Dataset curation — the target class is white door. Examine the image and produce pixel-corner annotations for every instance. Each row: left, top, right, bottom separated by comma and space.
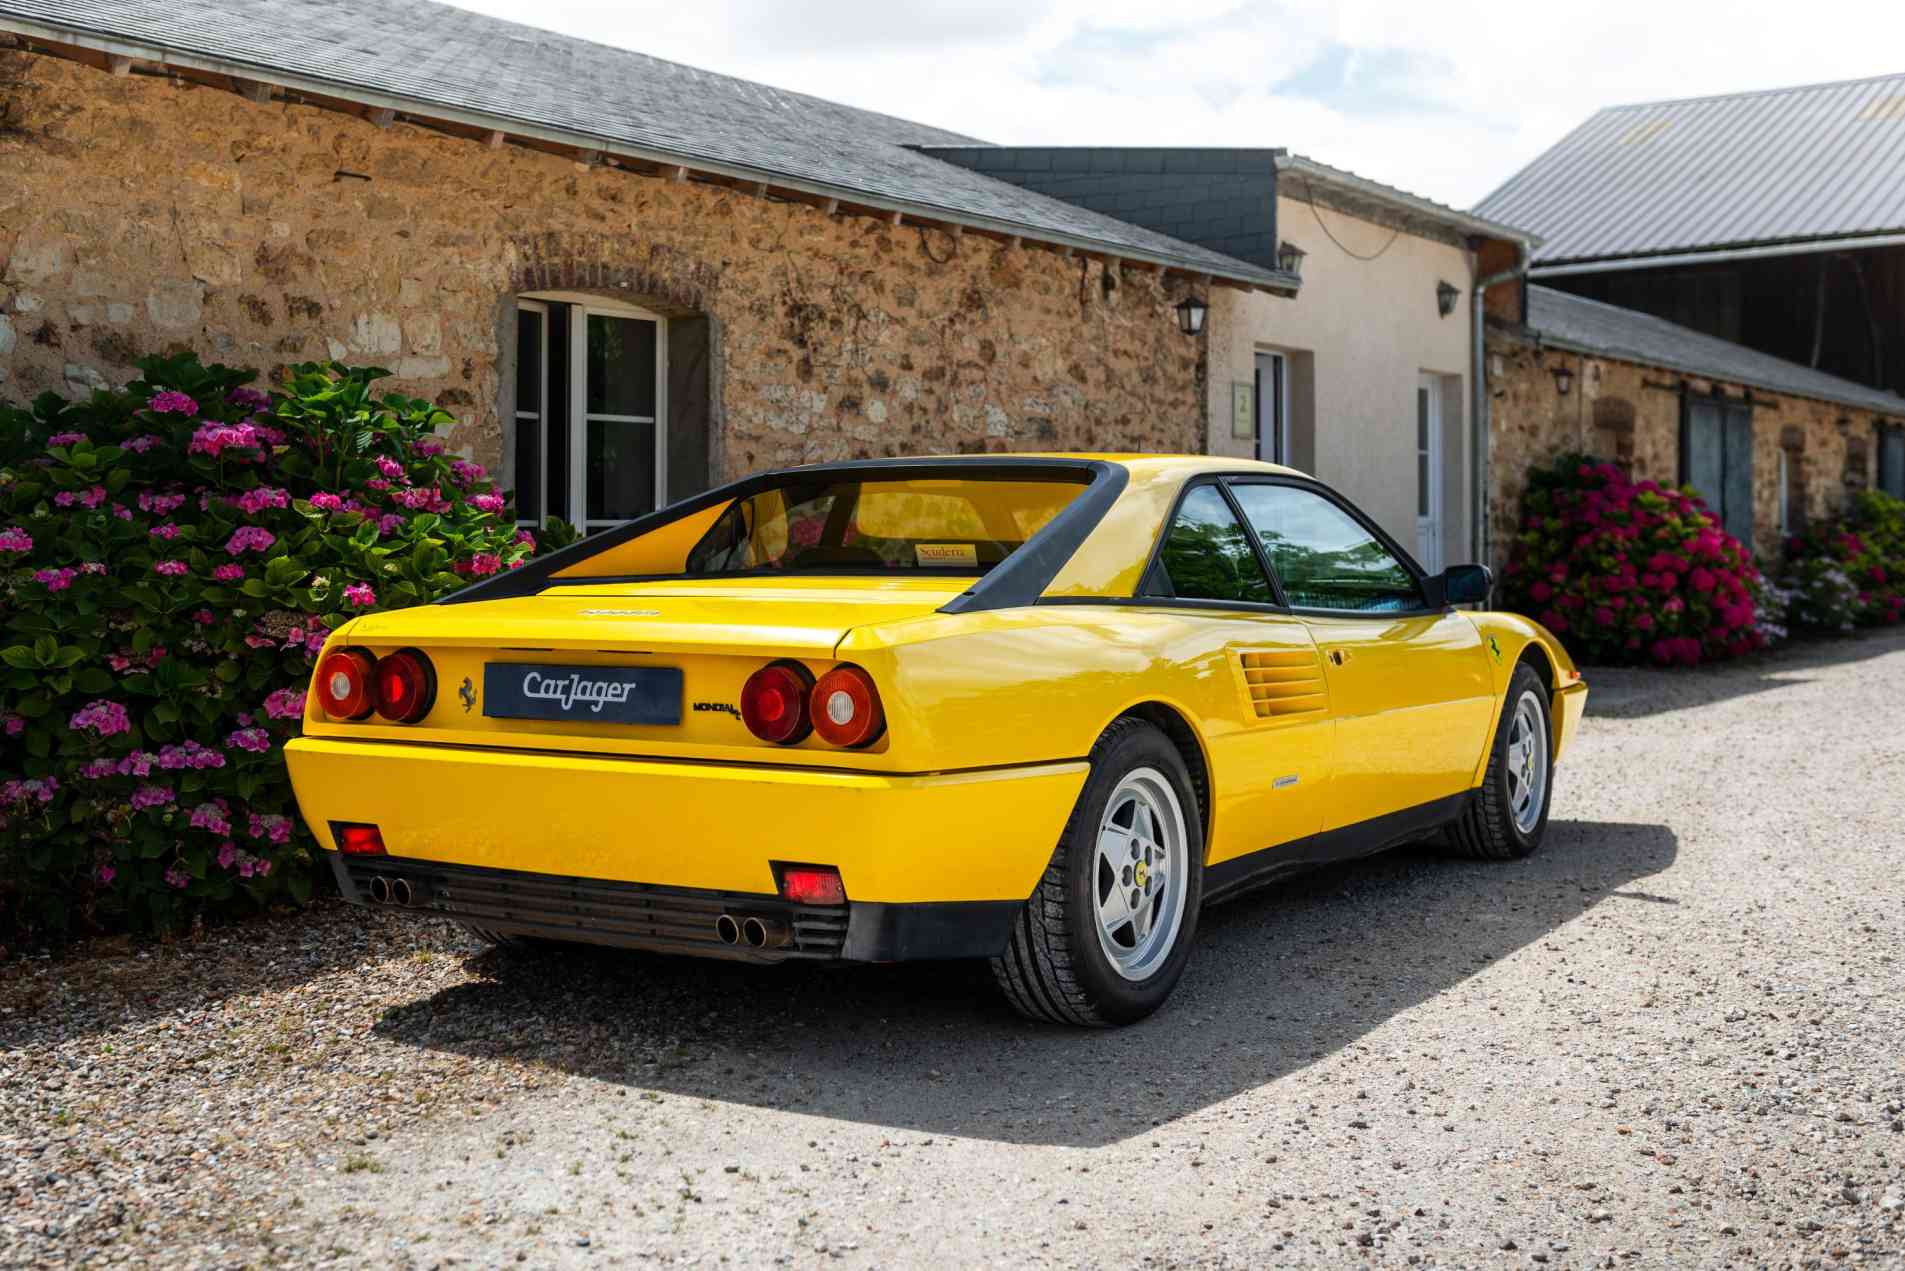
1255, 351, 1290, 465
1415, 375, 1442, 573
573, 305, 668, 535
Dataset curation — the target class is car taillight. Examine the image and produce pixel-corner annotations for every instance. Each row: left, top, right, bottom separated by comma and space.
316, 648, 375, 721
779, 865, 846, 906
371, 649, 436, 724
810, 665, 884, 748
336, 823, 386, 856
740, 662, 814, 744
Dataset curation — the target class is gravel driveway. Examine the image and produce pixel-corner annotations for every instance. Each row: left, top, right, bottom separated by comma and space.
6, 630, 1904, 1268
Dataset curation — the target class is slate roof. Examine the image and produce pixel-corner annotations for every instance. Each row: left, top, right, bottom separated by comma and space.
1477, 73, 1905, 268
0, 0, 1294, 288
1524, 285, 1905, 415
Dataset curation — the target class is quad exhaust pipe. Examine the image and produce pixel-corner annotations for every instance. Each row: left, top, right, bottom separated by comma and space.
365, 875, 414, 907
713, 913, 793, 949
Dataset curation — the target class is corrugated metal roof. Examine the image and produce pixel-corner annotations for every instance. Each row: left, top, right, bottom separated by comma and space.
0, 0, 1295, 288
1524, 286, 1905, 415
1476, 74, 1905, 266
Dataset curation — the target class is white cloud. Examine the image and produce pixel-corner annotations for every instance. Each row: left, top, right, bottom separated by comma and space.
444, 0, 1905, 207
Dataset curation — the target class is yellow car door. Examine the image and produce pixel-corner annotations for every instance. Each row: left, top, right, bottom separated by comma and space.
1226, 480, 1495, 830
1138, 483, 1336, 865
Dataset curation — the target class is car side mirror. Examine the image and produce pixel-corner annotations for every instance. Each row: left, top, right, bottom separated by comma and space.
1435, 563, 1493, 607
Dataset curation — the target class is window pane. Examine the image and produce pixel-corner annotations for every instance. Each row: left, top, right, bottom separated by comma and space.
513, 309, 542, 521
586, 314, 657, 417
516, 309, 542, 414
1155, 486, 1272, 605
587, 419, 656, 522
1231, 484, 1421, 613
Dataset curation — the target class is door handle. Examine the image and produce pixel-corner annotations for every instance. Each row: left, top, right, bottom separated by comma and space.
1327, 649, 1349, 667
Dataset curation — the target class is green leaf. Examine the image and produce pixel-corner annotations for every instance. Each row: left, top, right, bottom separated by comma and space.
0, 646, 40, 670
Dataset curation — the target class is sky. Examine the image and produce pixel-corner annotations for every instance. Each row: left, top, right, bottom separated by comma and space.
447, 0, 1905, 210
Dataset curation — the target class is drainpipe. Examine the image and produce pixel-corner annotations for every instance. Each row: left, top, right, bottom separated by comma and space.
1470, 241, 1530, 569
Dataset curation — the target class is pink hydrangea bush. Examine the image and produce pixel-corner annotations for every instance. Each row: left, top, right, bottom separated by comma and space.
1779, 491, 1905, 632
0, 354, 538, 943
1503, 455, 1769, 667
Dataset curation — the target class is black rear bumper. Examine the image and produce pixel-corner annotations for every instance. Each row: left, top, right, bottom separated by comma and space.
326, 852, 1020, 963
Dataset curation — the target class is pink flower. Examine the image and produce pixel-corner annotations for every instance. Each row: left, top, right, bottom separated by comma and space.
1656, 571, 1678, 592
376, 514, 405, 536
264, 687, 307, 719
365, 477, 391, 493
158, 741, 225, 770
148, 390, 199, 415
153, 559, 189, 577
450, 459, 488, 487
1634, 612, 1655, 630
217, 840, 239, 870
69, 700, 132, 737
163, 864, 190, 889
149, 522, 181, 540
224, 526, 276, 555
1, 777, 59, 806
138, 491, 186, 516
123, 434, 163, 453
456, 552, 502, 578
233, 486, 290, 515
53, 485, 108, 510
513, 528, 537, 550
227, 726, 272, 754
470, 492, 507, 514
130, 784, 175, 811
415, 437, 446, 457
2, 714, 22, 737
309, 492, 345, 511
0, 527, 31, 553
375, 455, 406, 479
227, 387, 272, 411
95, 864, 116, 886
249, 813, 292, 845
1529, 580, 1553, 603
213, 563, 246, 582
1594, 606, 1615, 626
189, 420, 262, 458
189, 800, 232, 835
46, 430, 87, 447
1689, 567, 1716, 593
392, 485, 445, 511
35, 567, 78, 591
342, 582, 376, 608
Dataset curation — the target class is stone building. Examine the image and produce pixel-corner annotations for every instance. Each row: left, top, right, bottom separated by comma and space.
0, 0, 1296, 536
1, 0, 1554, 579
1488, 285, 1905, 563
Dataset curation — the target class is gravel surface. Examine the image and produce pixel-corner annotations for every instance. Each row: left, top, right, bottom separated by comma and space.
5, 629, 1904, 1268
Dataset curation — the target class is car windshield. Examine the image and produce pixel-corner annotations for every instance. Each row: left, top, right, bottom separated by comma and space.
682, 476, 1088, 575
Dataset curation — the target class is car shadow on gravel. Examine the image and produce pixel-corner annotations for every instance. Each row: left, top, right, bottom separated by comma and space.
1583, 627, 1905, 720
370, 816, 1675, 1147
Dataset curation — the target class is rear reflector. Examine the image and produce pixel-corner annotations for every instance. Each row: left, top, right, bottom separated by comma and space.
779, 865, 846, 906
336, 823, 386, 856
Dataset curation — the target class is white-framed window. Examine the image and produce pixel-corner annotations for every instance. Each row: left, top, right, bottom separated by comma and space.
512, 292, 669, 534
1254, 351, 1290, 465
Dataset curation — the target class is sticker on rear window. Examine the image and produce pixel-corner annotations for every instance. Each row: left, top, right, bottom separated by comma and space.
915, 543, 979, 567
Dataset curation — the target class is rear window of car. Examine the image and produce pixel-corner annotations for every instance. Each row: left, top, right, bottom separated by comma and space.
683, 477, 1087, 575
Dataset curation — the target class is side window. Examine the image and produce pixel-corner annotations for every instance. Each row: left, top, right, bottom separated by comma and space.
1229, 484, 1424, 613
1151, 485, 1274, 605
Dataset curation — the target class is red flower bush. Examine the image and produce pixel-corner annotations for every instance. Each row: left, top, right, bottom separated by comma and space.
1504, 456, 1770, 667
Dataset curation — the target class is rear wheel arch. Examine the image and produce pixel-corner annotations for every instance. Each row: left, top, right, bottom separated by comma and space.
1115, 702, 1211, 843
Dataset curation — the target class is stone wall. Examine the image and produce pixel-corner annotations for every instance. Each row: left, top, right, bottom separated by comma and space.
0, 47, 1204, 484
1487, 324, 1885, 564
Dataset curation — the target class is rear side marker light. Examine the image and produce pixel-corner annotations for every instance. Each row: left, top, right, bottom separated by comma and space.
337, 823, 386, 856
810, 665, 885, 748
780, 865, 846, 906
316, 648, 376, 721
372, 648, 436, 724
741, 661, 814, 744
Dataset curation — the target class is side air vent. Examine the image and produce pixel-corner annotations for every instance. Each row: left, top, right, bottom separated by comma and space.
1238, 649, 1328, 720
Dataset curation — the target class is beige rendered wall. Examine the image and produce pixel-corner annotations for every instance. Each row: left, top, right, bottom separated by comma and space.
1207, 195, 1477, 565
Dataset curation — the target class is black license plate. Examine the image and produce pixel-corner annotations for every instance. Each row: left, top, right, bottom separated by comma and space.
482, 663, 683, 725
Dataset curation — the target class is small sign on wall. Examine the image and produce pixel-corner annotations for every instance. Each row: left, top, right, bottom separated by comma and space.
1231, 382, 1254, 440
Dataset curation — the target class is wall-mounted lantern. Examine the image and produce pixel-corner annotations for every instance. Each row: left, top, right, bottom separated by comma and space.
1174, 294, 1208, 337
1436, 279, 1461, 318
1551, 364, 1575, 396
1276, 240, 1307, 278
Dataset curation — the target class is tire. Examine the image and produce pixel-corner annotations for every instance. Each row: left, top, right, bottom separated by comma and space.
991, 717, 1205, 1027
1447, 662, 1554, 860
